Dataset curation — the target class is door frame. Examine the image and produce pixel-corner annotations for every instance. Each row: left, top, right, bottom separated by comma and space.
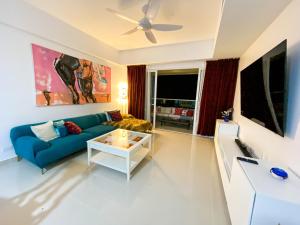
146, 70, 158, 129
192, 69, 205, 135
147, 61, 206, 134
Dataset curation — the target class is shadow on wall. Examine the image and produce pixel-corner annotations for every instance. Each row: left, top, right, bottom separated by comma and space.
285, 40, 300, 138
0, 162, 87, 225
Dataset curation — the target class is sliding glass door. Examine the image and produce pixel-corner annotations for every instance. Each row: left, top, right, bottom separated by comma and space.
146, 67, 204, 135
192, 69, 205, 135
146, 70, 157, 129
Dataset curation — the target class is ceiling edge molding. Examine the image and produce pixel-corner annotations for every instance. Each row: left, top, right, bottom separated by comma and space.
213, 0, 291, 59
119, 40, 215, 65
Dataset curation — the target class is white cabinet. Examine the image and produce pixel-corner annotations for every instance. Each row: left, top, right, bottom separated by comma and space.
214, 120, 300, 225
214, 119, 241, 200
228, 159, 255, 225
238, 159, 300, 225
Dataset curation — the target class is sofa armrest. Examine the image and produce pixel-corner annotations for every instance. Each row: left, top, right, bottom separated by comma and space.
15, 136, 51, 158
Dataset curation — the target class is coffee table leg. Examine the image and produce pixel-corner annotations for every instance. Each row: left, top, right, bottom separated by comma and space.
149, 136, 153, 158
126, 156, 130, 181
88, 145, 91, 166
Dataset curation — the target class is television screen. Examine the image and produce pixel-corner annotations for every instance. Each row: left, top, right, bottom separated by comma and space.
241, 40, 287, 136
157, 74, 198, 100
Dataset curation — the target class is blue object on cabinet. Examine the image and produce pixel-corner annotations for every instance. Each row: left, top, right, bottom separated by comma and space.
270, 167, 288, 179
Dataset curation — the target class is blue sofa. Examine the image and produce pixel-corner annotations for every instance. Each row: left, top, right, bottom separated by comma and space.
10, 113, 116, 170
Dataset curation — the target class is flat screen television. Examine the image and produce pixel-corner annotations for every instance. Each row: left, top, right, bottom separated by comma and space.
157, 74, 198, 100
240, 40, 287, 136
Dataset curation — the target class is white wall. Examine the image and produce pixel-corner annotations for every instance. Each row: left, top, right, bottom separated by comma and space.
119, 40, 214, 65
233, 0, 300, 174
0, 0, 126, 155
0, 0, 119, 63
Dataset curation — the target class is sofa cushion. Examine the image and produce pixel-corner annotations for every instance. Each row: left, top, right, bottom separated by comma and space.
104, 112, 112, 121
105, 110, 120, 121
175, 108, 183, 115
36, 132, 93, 168
55, 126, 69, 137
96, 113, 108, 124
53, 120, 65, 127
66, 114, 100, 129
31, 121, 59, 142
64, 121, 82, 134
160, 107, 172, 114
187, 109, 194, 117
108, 110, 123, 121
181, 109, 188, 116
48, 133, 92, 149
84, 125, 115, 138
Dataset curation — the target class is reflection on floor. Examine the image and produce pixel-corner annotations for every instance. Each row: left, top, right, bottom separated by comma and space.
0, 130, 230, 225
155, 122, 193, 134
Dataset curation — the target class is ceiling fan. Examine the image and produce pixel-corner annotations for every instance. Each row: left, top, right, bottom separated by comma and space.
107, 0, 183, 44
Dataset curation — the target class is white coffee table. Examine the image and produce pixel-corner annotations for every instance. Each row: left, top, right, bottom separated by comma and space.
87, 129, 152, 180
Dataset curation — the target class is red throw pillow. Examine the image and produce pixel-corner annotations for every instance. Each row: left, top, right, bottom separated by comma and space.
187, 109, 194, 117
107, 110, 123, 121
175, 108, 183, 115
64, 121, 82, 134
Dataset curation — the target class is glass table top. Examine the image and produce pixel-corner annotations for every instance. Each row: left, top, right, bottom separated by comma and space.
94, 129, 147, 149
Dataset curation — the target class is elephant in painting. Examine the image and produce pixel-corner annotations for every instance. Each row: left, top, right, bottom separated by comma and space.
75, 59, 97, 103
54, 54, 81, 104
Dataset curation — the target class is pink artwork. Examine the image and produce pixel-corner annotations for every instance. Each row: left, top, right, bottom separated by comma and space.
32, 44, 111, 106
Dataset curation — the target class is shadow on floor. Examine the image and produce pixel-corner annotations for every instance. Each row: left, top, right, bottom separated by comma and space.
0, 162, 88, 225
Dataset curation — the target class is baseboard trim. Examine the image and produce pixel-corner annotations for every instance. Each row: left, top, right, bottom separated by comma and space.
0, 155, 17, 164
0, 147, 17, 163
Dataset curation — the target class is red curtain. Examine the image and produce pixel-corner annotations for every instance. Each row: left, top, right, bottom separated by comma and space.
127, 65, 146, 119
197, 59, 239, 136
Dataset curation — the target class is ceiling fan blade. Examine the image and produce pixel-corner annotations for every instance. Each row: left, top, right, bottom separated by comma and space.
145, 30, 157, 44
121, 27, 139, 36
152, 24, 183, 31
142, 4, 148, 15
144, 0, 161, 20
106, 8, 139, 24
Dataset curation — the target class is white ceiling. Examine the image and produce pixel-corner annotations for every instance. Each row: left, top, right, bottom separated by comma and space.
214, 0, 291, 58
24, 0, 222, 50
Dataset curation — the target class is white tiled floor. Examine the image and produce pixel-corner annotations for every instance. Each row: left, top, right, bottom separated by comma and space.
0, 130, 231, 225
